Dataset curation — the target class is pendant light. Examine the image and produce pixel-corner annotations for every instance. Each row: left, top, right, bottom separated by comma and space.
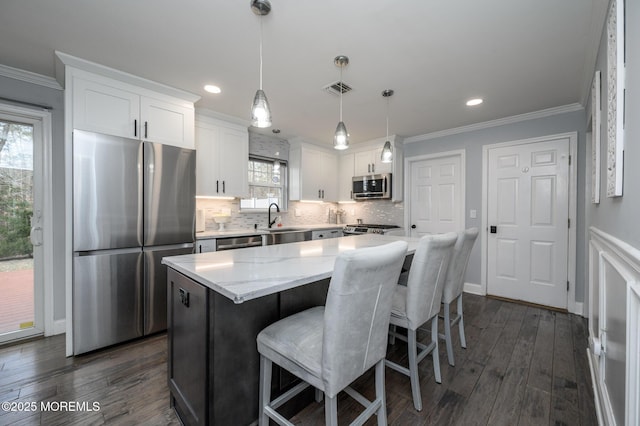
333, 55, 349, 150
380, 89, 394, 163
250, 0, 272, 128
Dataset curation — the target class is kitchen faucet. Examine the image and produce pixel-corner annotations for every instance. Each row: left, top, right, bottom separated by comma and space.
268, 203, 280, 228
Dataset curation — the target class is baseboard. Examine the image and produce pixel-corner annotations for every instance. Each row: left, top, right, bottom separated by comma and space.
570, 301, 584, 316
463, 282, 483, 295
53, 319, 66, 335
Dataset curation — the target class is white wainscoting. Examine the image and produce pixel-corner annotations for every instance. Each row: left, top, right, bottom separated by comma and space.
588, 227, 640, 426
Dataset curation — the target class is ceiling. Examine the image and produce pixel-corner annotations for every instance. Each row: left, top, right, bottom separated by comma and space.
0, 0, 607, 146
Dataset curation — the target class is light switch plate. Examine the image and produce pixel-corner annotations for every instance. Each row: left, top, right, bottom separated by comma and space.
295, 208, 301, 217
470, 209, 477, 219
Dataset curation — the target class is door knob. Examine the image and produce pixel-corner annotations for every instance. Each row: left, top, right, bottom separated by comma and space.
411, 224, 417, 229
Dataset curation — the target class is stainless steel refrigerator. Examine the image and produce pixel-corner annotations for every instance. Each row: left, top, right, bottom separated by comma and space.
72, 129, 195, 355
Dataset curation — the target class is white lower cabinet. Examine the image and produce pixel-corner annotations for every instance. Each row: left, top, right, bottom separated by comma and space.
195, 238, 217, 253
311, 229, 343, 240
195, 117, 248, 198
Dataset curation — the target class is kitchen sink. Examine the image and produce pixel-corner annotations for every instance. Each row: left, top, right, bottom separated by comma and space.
264, 229, 312, 245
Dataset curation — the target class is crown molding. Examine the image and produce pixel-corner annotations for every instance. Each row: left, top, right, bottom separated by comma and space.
56, 51, 200, 103
0, 63, 62, 90
404, 103, 584, 144
195, 107, 250, 128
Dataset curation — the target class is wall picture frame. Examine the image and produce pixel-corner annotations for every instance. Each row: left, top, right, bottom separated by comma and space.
606, 0, 625, 197
592, 70, 601, 204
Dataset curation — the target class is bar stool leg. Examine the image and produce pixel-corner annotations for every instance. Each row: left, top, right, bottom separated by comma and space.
375, 360, 388, 426
431, 316, 442, 384
443, 302, 455, 366
407, 329, 422, 411
457, 295, 467, 348
325, 394, 338, 426
259, 355, 272, 426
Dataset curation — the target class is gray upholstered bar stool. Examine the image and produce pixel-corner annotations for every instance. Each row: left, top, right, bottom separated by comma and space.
385, 233, 457, 411
440, 227, 479, 366
257, 241, 408, 426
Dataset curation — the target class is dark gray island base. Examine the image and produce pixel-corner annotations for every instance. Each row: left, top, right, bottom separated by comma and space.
167, 267, 330, 425
162, 235, 419, 425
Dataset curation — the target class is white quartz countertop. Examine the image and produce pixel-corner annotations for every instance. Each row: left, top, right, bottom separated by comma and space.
195, 224, 345, 239
163, 234, 419, 303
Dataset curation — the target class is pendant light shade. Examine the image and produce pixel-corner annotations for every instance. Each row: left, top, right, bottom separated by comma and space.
251, 89, 271, 128
380, 89, 394, 163
251, 0, 272, 128
333, 55, 349, 150
381, 140, 393, 163
334, 121, 349, 150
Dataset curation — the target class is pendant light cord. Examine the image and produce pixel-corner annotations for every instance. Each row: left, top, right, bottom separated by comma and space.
259, 17, 263, 90
339, 66, 343, 121
386, 96, 389, 139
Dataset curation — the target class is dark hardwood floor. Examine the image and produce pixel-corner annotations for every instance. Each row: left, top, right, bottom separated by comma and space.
0, 294, 596, 425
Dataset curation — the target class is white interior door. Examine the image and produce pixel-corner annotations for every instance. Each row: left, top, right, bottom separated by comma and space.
408, 153, 463, 237
487, 137, 569, 309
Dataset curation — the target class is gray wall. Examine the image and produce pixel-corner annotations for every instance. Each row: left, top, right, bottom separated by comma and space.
587, 1, 640, 247
403, 109, 587, 304
0, 75, 66, 321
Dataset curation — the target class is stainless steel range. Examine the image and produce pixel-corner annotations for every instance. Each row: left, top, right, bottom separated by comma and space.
343, 224, 404, 236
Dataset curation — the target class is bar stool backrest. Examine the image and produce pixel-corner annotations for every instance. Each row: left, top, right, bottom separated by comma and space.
322, 240, 408, 397
442, 228, 479, 304
405, 233, 458, 329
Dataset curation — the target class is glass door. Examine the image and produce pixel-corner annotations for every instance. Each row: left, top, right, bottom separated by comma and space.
0, 113, 44, 342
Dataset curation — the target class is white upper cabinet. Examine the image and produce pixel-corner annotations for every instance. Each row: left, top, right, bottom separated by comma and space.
354, 147, 392, 175
73, 76, 195, 149
195, 117, 248, 198
338, 153, 354, 201
290, 143, 337, 202
59, 53, 199, 149
343, 136, 404, 201
72, 78, 140, 139
140, 97, 194, 148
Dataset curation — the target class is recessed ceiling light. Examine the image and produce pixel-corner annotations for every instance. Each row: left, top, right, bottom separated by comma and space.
204, 85, 221, 94
466, 98, 483, 106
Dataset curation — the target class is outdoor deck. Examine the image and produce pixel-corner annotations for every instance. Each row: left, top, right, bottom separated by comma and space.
0, 259, 34, 335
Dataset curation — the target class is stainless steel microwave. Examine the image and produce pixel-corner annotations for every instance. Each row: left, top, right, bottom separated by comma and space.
352, 173, 391, 200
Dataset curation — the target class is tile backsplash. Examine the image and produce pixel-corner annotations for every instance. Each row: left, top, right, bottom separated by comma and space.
196, 199, 404, 231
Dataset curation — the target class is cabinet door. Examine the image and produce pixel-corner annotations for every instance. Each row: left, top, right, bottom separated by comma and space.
141, 97, 195, 149
300, 146, 324, 200
372, 146, 393, 174
320, 151, 338, 201
195, 124, 221, 196
73, 78, 139, 139
168, 268, 208, 425
338, 153, 354, 201
354, 150, 374, 175
218, 127, 248, 198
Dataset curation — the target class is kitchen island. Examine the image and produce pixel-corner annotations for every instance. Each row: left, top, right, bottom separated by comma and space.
162, 234, 418, 426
